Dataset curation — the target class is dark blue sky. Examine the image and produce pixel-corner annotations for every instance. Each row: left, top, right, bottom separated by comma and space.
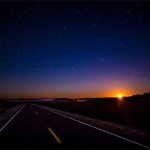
0, 1, 150, 98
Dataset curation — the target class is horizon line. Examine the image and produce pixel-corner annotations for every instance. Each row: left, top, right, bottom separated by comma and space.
0, 92, 150, 100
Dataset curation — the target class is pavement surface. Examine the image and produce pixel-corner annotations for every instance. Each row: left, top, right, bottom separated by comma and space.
0, 103, 149, 149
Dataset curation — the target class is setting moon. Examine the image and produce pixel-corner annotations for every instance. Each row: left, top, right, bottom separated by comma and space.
117, 94, 123, 99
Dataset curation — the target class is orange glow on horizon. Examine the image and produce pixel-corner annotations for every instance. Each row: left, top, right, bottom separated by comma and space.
0, 88, 144, 100
117, 94, 123, 99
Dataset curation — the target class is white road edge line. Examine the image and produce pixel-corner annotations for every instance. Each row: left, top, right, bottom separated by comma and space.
37, 104, 150, 149
0, 104, 25, 132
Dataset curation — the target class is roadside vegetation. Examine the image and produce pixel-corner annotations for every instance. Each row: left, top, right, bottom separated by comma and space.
35, 93, 150, 131
0, 101, 20, 113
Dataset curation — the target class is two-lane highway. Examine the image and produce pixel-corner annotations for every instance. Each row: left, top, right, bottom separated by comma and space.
0, 104, 149, 149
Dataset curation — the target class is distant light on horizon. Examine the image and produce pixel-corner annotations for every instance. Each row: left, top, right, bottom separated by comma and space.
0, 2, 150, 99
117, 94, 123, 99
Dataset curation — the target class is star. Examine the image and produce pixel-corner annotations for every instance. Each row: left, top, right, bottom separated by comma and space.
124, 19, 127, 23
84, 8, 88, 11
76, 10, 79, 14
17, 53, 21, 56
101, 58, 104, 61
93, 23, 96, 27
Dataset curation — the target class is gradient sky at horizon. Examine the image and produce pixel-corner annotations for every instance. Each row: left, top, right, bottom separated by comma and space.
0, 1, 150, 98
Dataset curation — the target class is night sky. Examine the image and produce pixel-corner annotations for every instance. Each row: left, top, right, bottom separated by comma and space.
0, 1, 150, 99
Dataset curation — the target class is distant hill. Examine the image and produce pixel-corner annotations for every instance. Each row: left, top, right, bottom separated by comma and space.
1, 98, 55, 102
129, 93, 150, 101
54, 98, 74, 102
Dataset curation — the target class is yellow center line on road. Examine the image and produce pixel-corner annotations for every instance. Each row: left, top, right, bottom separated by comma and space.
48, 128, 62, 143
36, 112, 38, 116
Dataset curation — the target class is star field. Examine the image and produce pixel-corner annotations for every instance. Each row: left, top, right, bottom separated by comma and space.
0, 1, 150, 98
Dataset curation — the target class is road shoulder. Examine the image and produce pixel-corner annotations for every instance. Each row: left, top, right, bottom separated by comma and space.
0, 104, 24, 129
34, 103, 150, 146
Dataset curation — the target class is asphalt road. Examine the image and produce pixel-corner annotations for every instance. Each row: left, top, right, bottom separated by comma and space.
0, 103, 148, 149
